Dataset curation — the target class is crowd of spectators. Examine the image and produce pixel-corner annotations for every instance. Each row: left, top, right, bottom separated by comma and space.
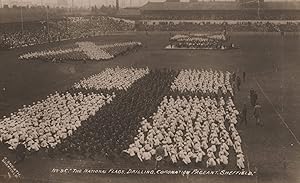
141, 14, 300, 21
0, 16, 135, 49
137, 21, 300, 32
1, 15, 299, 50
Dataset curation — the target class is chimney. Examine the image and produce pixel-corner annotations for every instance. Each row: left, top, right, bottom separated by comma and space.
116, 0, 119, 10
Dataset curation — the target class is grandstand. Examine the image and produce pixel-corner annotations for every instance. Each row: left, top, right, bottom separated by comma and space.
139, 0, 300, 20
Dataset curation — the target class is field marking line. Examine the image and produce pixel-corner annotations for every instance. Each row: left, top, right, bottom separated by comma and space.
244, 145, 250, 172
254, 77, 300, 146
238, 132, 251, 172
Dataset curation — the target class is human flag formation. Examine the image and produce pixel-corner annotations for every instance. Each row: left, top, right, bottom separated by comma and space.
0, 67, 245, 170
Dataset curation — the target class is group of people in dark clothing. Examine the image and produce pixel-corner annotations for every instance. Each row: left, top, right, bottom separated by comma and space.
53, 69, 177, 162
232, 71, 262, 127
241, 89, 262, 127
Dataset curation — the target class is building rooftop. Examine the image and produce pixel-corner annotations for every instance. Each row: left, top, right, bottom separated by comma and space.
140, 1, 300, 11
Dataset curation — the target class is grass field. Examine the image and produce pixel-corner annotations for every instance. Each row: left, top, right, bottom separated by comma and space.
0, 32, 300, 183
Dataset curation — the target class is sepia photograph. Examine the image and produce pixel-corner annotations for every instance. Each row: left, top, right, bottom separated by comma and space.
0, 0, 299, 182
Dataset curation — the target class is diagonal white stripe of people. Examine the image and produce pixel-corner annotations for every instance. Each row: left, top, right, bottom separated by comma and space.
0, 67, 150, 152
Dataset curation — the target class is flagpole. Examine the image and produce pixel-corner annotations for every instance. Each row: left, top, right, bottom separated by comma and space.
20, 0, 24, 34
257, 0, 260, 20
71, 0, 74, 14
46, 5, 49, 35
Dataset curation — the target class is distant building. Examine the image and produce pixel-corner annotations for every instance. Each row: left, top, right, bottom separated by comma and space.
140, 0, 300, 20
166, 0, 180, 2
57, 0, 68, 8
116, 7, 141, 19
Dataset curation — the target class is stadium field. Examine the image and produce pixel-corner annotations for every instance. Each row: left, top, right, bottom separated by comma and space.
0, 32, 299, 183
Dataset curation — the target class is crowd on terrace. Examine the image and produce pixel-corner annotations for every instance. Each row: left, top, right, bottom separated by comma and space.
0, 16, 135, 49
137, 21, 299, 32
